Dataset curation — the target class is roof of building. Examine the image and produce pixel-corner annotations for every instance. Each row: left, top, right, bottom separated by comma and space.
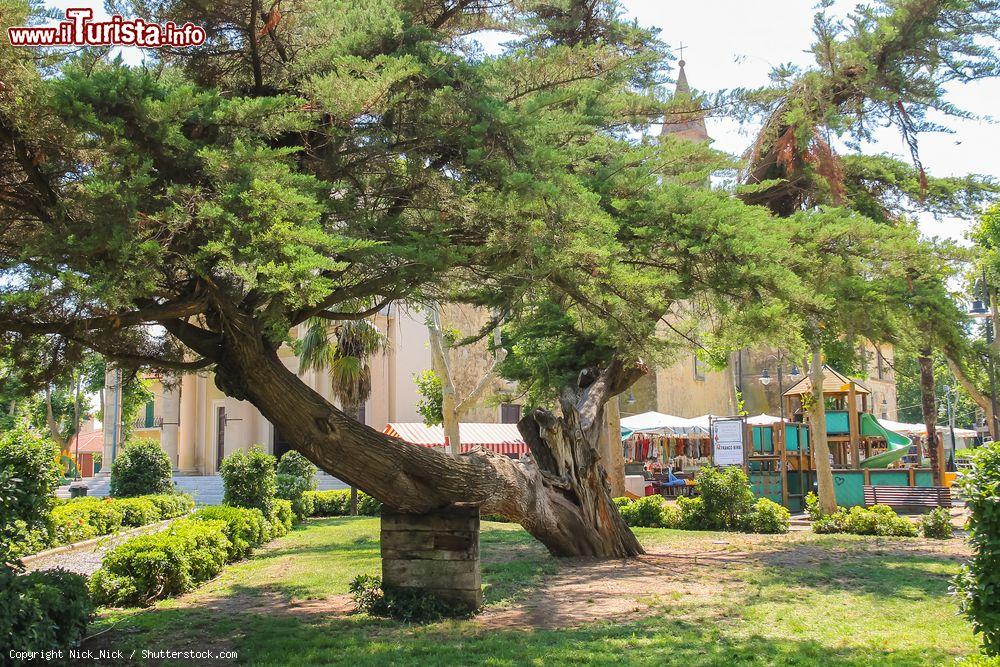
71, 429, 104, 454
782, 365, 871, 397
660, 60, 710, 143
383, 423, 528, 456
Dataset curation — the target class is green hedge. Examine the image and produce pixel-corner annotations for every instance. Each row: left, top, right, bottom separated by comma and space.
1, 565, 93, 658
191, 506, 269, 560
91, 500, 296, 607
47, 494, 193, 551
612, 469, 790, 535
613, 495, 680, 528
0, 426, 61, 564
270, 498, 295, 537
808, 495, 917, 537
305, 489, 381, 517
90, 519, 231, 607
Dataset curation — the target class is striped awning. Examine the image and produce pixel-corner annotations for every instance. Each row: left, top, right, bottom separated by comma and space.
383, 423, 529, 456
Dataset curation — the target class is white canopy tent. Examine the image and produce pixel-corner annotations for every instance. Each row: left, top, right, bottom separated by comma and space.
620, 411, 708, 436
685, 413, 788, 429
876, 418, 978, 440
746, 413, 787, 426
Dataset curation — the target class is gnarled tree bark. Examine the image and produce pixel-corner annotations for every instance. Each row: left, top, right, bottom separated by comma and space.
206, 310, 645, 558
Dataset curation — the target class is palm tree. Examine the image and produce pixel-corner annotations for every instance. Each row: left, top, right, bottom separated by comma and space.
297, 317, 389, 514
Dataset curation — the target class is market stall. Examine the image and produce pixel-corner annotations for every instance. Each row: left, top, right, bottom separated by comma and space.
619, 411, 711, 496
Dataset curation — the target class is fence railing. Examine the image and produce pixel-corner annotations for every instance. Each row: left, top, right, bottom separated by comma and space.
132, 416, 164, 429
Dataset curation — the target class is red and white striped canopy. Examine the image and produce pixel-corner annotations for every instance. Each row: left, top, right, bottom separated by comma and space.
383, 423, 529, 456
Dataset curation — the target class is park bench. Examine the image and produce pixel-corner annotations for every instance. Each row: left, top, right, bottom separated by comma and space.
863, 485, 952, 511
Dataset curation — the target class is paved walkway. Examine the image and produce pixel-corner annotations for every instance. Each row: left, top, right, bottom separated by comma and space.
23, 519, 180, 576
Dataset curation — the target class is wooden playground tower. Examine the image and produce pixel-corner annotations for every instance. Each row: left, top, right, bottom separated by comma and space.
746, 366, 917, 511
781, 366, 889, 468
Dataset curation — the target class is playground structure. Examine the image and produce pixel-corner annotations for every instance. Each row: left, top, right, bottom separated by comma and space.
748, 366, 942, 511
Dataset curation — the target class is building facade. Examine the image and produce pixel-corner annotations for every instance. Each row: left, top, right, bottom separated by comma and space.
106, 304, 522, 473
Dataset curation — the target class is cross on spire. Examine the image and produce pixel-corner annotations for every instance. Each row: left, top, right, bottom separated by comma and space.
677, 42, 686, 63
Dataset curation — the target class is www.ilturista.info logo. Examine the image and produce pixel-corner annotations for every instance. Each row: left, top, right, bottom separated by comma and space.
7, 8, 206, 47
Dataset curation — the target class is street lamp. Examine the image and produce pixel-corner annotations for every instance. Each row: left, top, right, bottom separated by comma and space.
758, 354, 796, 420
968, 267, 1000, 442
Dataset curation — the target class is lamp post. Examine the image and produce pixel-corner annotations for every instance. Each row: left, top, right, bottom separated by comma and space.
759, 355, 801, 420
969, 268, 1000, 442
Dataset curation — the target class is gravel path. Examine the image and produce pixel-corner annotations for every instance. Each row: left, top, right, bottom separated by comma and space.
24, 519, 179, 576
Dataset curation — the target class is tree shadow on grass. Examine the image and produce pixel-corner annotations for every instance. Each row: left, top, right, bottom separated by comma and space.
751, 544, 964, 600
86, 606, 967, 667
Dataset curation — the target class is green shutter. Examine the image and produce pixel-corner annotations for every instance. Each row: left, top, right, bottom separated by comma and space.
145, 401, 154, 428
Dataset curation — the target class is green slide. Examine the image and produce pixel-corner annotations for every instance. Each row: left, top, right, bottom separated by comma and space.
859, 413, 912, 468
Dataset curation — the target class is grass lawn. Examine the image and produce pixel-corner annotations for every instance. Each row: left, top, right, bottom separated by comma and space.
86, 518, 978, 666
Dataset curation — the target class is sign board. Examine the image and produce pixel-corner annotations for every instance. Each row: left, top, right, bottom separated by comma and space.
712, 418, 745, 467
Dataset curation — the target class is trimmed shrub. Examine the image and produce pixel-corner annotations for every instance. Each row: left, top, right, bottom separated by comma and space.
813, 504, 917, 537
677, 495, 707, 530
693, 466, 755, 530
276, 451, 317, 489
144, 493, 195, 519
50, 499, 124, 544
90, 519, 231, 607
116, 497, 160, 527
0, 426, 61, 563
192, 506, 268, 560
357, 492, 382, 516
1, 565, 93, 656
920, 507, 953, 540
219, 446, 277, 516
743, 498, 791, 534
269, 499, 295, 538
614, 495, 680, 528
110, 438, 173, 497
306, 490, 348, 516
306, 489, 380, 517
954, 442, 1000, 655
45, 494, 192, 549
276, 473, 314, 521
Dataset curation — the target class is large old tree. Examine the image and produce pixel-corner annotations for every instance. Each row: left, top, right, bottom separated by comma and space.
0, 0, 996, 555
0, 0, 805, 556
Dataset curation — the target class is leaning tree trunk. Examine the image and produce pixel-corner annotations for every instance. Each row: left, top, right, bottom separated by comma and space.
808, 344, 837, 515
206, 313, 645, 558
917, 351, 942, 487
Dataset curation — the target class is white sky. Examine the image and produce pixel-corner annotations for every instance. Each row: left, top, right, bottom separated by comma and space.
42, 0, 999, 242
620, 0, 999, 243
